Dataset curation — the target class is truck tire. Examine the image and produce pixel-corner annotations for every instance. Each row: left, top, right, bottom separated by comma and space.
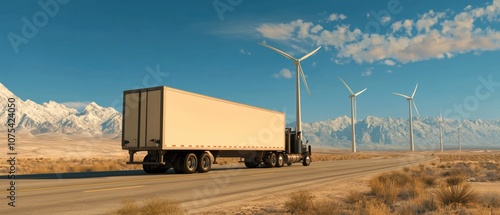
143, 154, 167, 174
264, 153, 277, 168
183, 153, 198, 174
173, 153, 186, 174
197, 152, 212, 173
287, 163, 292, 166
244, 159, 259, 168
302, 153, 311, 166
275, 153, 284, 167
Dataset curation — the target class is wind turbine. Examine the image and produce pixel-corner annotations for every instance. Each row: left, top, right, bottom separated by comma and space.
259, 43, 321, 152
458, 124, 462, 151
393, 84, 420, 152
339, 77, 367, 153
438, 112, 443, 152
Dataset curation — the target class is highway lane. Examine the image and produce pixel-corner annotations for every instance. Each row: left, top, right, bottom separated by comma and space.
0, 154, 435, 214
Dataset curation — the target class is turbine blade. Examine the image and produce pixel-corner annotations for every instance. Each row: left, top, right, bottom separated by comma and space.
393, 92, 411, 99
355, 88, 367, 96
298, 46, 322, 61
258, 43, 296, 61
411, 84, 418, 98
412, 100, 421, 117
339, 77, 355, 95
299, 64, 311, 96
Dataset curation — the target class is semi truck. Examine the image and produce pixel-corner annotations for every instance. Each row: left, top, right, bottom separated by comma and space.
122, 86, 311, 174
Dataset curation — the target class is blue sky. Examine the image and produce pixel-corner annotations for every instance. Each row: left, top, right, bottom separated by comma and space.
1, 0, 500, 123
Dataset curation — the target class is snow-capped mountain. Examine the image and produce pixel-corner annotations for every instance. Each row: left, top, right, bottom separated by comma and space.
1, 83, 499, 149
0, 83, 121, 138
299, 116, 500, 150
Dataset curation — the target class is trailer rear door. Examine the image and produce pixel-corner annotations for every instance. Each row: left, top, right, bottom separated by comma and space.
122, 87, 163, 149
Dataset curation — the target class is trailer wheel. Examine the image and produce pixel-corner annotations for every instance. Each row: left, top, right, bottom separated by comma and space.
264, 153, 277, 168
275, 153, 284, 167
173, 153, 186, 174
197, 152, 212, 173
302, 153, 311, 166
244, 159, 259, 168
183, 153, 198, 174
142, 154, 167, 174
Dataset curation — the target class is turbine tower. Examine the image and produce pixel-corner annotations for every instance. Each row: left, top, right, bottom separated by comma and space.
439, 112, 443, 152
393, 84, 420, 151
339, 77, 367, 153
259, 43, 321, 151
458, 124, 462, 151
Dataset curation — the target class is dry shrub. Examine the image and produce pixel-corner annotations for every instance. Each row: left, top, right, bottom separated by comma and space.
434, 184, 478, 205
355, 199, 391, 215
369, 176, 399, 203
283, 191, 315, 214
399, 194, 439, 214
481, 171, 500, 182
370, 171, 425, 202
420, 175, 438, 187
402, 167, 410, 172
312, 201, 349, 215
345, 190, 364, 204
445, 175, 465, 186
113, 196, 184, 215
399, 179, 425, 200
478, 192, 500, 208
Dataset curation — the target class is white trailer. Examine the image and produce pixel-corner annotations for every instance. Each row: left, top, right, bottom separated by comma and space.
122, 86, 311, 174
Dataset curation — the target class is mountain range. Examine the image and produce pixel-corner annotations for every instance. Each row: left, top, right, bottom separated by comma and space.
1, 83, 499, 149
0, 83, 121, 138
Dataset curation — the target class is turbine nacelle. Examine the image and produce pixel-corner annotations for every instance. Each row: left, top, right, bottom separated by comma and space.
260, 43, 321, 148
259, 43, 321, 97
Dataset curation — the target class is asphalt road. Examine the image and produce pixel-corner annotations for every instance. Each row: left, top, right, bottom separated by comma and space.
1, 154, 434, 215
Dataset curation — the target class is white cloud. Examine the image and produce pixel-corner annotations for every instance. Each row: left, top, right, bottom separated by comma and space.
240, 49, 251, 55
391, 21, 402, 33
312, 62, 317, 67
402, 19, 413, 35
257, 0, 500, 65
387, 70, 393, 73
273, 68, 293, 79
361, 67, 373, 76
384, 59, 396, 66
415, 10, 446, 33
381, 16, 391, 25
328, 13, 347, 22
61, 101, 90, 109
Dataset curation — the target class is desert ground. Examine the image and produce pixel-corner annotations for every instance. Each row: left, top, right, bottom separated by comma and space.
1, 137, 499, 214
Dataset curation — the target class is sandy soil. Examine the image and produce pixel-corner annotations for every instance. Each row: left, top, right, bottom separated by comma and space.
1, 135, 126, 158
199, 172, 374, 215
